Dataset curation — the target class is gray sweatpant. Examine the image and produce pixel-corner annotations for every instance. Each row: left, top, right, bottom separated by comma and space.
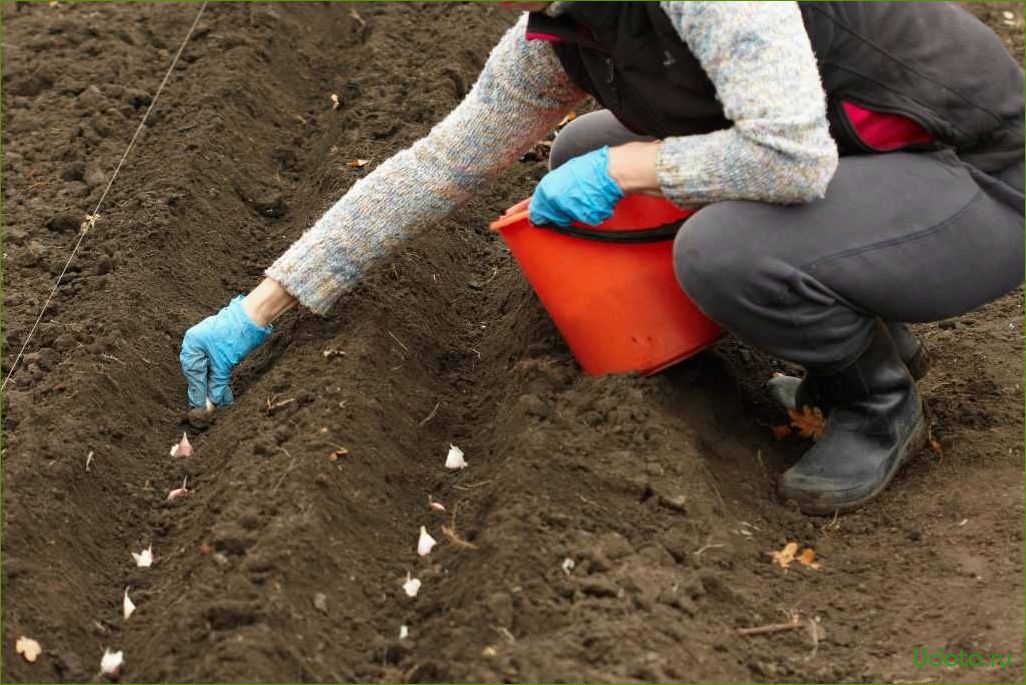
550, 110, 1025, 369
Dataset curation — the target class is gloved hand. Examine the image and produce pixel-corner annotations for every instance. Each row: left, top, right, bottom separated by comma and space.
180, 295, 272, 408
529, 146, 624, 227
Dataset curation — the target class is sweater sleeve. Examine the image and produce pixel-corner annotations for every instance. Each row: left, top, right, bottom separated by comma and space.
656, 1, 838, 207
267, 14, 584, 315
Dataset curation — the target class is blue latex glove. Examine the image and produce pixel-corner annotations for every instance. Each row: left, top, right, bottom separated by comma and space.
180, 295, 272, 408
530, 146, 624, 227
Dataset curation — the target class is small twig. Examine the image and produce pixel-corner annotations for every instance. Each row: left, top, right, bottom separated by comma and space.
699, 462, 726, 508
126, 347, 152, 365
479, 266, 499, 286
266, 397, 295, 414
387, 330, 409, 353
577, 493, 606, 511
755, 449, 770, 482
805, 616, 822, 657
271, 449, 298, 494
452, 479, 493, 491
85, 450, 94, 472
736, 613, 802, 637
441, 525, 478, 549
441, 501, 479, 549
349, 7, 366, 27
100, 353, 125, 366
419, 401, 440, 427
494, 626, 516, 644
821, 509, 840, 535
694, 543, 726, 557
99, 372, 121, 391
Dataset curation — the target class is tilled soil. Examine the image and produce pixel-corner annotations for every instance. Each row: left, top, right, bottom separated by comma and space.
2, 2, 1023, 683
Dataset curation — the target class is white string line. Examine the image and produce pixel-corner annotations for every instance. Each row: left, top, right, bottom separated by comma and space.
2, 1, 209, 393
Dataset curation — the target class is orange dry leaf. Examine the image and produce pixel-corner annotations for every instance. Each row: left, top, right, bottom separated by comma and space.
788, 405, 825, 441
770, 424, 792, 440
929, 437, 943, 456
16, 636, 42, 663
347, 159, 370, 168
557, 111, 577, 128
329, 447, 349, 462
797, 547, 822, 570
769, 541, 799, 569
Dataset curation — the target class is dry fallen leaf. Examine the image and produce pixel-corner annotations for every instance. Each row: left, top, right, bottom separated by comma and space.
770, 424, 792, 440
428, 496, 446, 512
797, 547, 822, 570
557, 111, 577, 129
16, 636, 42, 663
347, 159, 370, 168
929, 437, 943, 456
769, 541, 799, 569
788, 405, 825, 441
330, 93, 341, 110
398, 624, 409, 640
329, 447, 349, 462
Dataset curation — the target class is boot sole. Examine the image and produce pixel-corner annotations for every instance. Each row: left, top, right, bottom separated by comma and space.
782, 402, 929, 516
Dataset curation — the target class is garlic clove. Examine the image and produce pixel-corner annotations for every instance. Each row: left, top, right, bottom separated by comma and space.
122, 587, 136, 620
130, 546, 153, 568
444, 444, 467, 469
402, 573, 422, 598
169, 432, 193, 458
417, 526, 436, 556
100, 648, 124, 676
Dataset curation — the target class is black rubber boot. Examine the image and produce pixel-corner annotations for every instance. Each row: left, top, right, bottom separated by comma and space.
767, 322, 929, 412
885, 321, 931, 380
777, 322, 928, 515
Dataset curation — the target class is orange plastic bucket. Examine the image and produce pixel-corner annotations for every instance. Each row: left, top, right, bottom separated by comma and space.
490, 195, 723, 376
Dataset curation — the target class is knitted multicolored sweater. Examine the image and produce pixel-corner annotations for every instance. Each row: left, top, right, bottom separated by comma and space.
267, 1, 839, 315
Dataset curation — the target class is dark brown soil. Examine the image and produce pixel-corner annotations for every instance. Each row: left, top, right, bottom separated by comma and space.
2, 2, 1022, 683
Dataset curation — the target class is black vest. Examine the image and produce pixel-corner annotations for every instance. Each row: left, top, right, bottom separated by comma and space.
528, 2, 1024, 172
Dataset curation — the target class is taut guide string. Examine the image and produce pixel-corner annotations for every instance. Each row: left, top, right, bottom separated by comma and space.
2, 1, 210, 393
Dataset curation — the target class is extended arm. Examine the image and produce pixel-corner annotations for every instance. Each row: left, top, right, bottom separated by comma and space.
181, 14, 583, 407
265, 14, 584, 315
